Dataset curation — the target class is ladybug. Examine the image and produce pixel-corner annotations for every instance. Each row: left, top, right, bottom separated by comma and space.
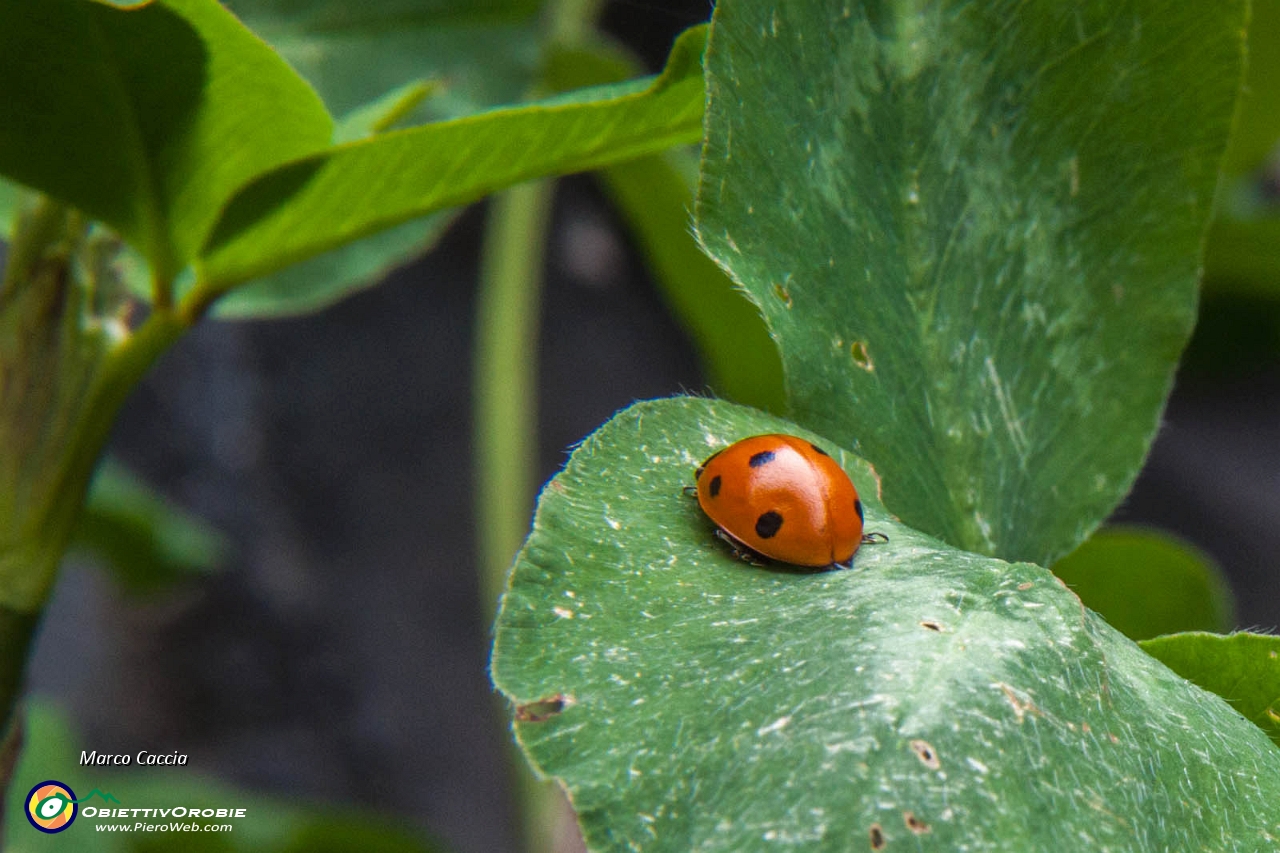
691, 434, 883, 569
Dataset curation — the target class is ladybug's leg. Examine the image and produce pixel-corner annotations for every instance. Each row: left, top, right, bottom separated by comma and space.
681, 485, 698, 497
861, 531, 889, 545
713, 528, 766, 567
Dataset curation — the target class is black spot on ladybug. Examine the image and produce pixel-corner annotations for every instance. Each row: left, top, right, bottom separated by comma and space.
809, 443, 829, 456
748, 449, 776, 467
709, 475, 722, 498
855, 498, 864, 522
755, 510, 783, 539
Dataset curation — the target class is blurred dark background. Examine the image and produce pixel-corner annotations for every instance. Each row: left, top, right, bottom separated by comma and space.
23, 2, 1280, 853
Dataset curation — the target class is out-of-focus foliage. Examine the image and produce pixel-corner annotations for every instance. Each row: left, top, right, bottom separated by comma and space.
1052, 526, 1234, 641
70, 461, 225, 595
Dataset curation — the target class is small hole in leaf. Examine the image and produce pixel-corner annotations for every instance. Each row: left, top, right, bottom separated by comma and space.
515, 694, 570, 723
919, 620, 942, 632
903, 812, 930, 834
869, 823, 886, 850
909, 739, 940, 770
851, 340, 874, 371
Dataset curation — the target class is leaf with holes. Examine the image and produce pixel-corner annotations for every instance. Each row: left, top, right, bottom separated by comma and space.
492, 396, 1280, 852
695, 0, 1246, 566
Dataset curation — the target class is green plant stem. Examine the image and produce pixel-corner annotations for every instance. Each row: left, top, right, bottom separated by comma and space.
479, 4, 602, 850
475, 179, 559, 853
475, 180, 554, 619
0, 197, 186, 740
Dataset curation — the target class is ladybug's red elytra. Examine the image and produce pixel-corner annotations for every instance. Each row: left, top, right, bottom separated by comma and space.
692, 434, 879, 569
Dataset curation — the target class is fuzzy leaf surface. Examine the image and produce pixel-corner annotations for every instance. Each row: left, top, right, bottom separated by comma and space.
492, 396, 1280, 852
695, 0, 1246, 565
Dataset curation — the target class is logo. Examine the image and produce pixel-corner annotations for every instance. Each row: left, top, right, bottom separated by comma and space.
26, 781, 77, 833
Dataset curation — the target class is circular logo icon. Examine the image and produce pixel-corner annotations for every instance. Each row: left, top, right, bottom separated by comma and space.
26, 781, 77, 833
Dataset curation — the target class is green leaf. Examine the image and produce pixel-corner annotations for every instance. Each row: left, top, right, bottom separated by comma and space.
197, 0, 542, 318
69, 460, 225, 595
211, 216, 451, 319
493, 396, 1280, 851
1050, 526, 1233, 641
225, 0, 541, 123
1202, 0, 1280, 295
694, 1, 1245, 565
211, 84, 452, 319
0, 178, 19, 238
333, 82, 440, 145
195, 25, 709, 298
1218, 0, 1280, 178
1203, 219, 1280, 297
0, 0, 332, 283
1141, 632, 1280, 746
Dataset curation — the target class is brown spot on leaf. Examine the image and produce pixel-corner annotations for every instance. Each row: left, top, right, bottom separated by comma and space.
997, 683, 1043, 723
515, 694, 570, 723
909, 739, 940, 770
1017, 581, 1033, 591
903, 812, 930, 834
851, 340, 874, 371
869, 823, 886, 850
773, 283, 792, 306
919, 620, 943, 632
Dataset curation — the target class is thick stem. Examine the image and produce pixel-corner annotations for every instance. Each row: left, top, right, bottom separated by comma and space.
0, 199, 186, 805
